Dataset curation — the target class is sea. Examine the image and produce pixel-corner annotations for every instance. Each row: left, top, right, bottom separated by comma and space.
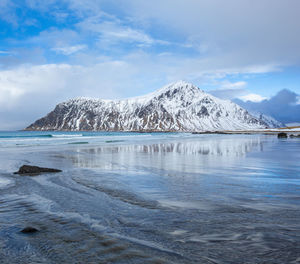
0, 131, 299, 263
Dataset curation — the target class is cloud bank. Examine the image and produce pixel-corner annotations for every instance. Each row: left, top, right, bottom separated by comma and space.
234, 89, 300, 124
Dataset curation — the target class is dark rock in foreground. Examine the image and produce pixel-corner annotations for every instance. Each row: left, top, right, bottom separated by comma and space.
278, 132, 288, 138
21, 227, 39, 234
14, 165, 62, 175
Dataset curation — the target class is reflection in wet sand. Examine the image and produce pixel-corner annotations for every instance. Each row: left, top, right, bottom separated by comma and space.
69, 136, 266, 173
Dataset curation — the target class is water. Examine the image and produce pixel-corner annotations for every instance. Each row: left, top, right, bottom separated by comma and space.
0, 131, 299, 263
0, 131, 185, 148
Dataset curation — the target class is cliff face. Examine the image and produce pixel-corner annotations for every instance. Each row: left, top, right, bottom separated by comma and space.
26, 81, 268, 131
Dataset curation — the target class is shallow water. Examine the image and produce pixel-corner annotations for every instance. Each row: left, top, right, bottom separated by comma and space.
0, 132, 299, 263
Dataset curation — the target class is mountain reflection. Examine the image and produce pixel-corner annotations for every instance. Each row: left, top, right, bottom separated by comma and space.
68, 136, 266, 172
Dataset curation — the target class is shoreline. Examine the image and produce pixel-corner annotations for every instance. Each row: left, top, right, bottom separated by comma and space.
22, 128, 300, 135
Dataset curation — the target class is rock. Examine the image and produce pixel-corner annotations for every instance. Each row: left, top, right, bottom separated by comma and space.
278, 132, 288, 138
192, 131, 227, 134
14, 165, 62, 175
21, 227, 39, 234
290, 134, 300, 138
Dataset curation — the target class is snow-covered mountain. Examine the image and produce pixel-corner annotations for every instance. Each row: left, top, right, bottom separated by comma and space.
249, 111, 284, 128
26, 81, 269, 131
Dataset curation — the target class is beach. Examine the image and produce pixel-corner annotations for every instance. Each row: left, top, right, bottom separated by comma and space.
0, 132, 299, 263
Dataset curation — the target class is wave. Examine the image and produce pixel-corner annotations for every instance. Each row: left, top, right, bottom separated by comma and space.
0, 134, 53, 139
0, 134, 84, 139
51, 134, 83, 138
68, 142, 89, 145
105, 140, 125, 143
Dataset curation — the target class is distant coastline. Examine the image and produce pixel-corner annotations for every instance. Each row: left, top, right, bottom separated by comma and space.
23, 127, 300, 135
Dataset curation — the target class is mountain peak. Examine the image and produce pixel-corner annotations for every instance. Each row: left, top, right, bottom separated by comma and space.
170, 80, 194, 87
161, 80, 201, 91
152, 81, 203, 98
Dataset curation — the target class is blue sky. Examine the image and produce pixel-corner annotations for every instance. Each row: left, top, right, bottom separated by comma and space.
0, 0, 300, 129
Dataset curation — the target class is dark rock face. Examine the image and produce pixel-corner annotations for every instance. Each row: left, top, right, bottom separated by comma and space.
197, 106, 209, 117
14, 165, 62, 175
278, 132, 288, 138
21, 227, 39, 234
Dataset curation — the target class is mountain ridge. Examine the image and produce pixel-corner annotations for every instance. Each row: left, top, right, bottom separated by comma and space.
26, 81, 270, 132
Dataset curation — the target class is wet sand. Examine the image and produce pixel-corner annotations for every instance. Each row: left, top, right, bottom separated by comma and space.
0, 134, 300, 263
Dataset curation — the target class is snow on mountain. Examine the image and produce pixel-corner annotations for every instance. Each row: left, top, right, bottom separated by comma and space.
26, 81, 269, 131
249, 111, 284, 128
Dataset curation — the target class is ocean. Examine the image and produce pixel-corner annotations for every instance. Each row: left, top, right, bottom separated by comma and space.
0, 131, 299, 263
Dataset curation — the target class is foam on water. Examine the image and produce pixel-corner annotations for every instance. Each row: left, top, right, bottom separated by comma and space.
0, 131, 188, 148
0, 177, 14, 189
51, 134, 83, 138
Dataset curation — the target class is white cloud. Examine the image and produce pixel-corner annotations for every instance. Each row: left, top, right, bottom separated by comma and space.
241, 64, 282, 74
0, 60, 144, 129
116, 0, 300, 67
0, 62, 133, 128
0, 0, 18, 26
0, 64, 73, 108
64, 0, 105, 17
220, 81, 247, 90
28, 28, 81, 47
6, 0, 300, 67
0, 62, 134, 107
52, 44, 87, 55
208, 81, 248, 100
76, 18, 161, 47
25, 0, 58, 10
5, 0, 295, 75
99, 22, 154, 45
239, 93, 268, 103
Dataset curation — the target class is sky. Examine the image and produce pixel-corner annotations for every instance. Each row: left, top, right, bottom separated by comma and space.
0, 0, 300, 129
